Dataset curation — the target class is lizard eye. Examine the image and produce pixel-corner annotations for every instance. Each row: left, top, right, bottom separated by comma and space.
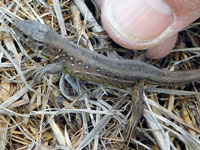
38, 45, 43, 50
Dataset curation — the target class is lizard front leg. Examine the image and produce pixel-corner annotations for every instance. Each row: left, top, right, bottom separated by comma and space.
33, 63, 64, 82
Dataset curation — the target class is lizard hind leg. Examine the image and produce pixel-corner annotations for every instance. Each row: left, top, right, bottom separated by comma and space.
125, 81, 144, 145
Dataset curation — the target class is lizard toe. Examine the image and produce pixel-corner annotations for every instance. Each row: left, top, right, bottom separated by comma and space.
32, 67, 45, 83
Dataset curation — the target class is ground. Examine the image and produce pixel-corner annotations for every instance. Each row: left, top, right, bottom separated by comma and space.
0, 0, 200, 149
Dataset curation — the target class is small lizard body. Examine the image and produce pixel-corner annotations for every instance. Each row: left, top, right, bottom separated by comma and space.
13, 20, 200, 88
14, 20, 200, 143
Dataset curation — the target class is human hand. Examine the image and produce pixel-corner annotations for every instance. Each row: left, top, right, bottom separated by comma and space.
94, 0, 200, 59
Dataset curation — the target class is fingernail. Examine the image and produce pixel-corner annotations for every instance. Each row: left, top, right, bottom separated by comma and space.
105, 0, 174, 41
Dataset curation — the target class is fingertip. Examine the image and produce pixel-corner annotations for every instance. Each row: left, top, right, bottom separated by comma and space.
102, 0, 174, 50
146, 34, 178, 59
94, 0, 103, 10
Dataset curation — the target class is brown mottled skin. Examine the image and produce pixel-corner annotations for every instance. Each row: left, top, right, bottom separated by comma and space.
13, 20, 200, 88
13, 20, 200, 141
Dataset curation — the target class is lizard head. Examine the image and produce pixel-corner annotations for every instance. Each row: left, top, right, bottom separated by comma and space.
13, 20, 63, 60
13, 20, 53, 57
13, 20, 50, 43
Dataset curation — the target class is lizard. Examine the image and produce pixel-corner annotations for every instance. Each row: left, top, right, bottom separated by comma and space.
13, 20, 200, 88
12, 20, 200, 143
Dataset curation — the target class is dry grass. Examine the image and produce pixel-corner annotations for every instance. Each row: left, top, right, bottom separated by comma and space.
0, 0, 200, 150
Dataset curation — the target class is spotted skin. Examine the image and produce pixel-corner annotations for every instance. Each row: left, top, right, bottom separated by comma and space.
13, 20, 200, 88
13, 20, 200, 142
